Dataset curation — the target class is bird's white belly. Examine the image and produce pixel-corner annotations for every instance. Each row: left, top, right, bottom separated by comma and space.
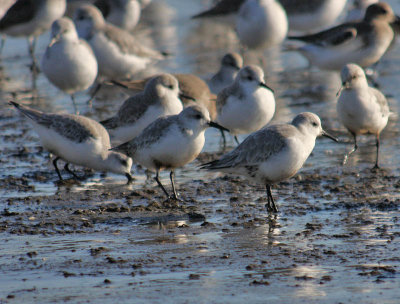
91, 34, 151, 80
218, 90, 275, 135
41, 41, 98, 93
135, 127, 205, 171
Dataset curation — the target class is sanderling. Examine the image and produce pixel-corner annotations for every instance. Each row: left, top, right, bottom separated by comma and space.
236, 0, 288, 49
73, 4, 165, 81
10, 101, 134, 183
201, 112, 338, 213
112, 105, 228, 200
0, 0, 66, 68
101, 74, 184, 145
216, 65, 275, 144
112, 73, 217, 119
336, 63, 390, 168
94, 0, 141, 31
41, 17, 98, 111
288, 2, 397, 70
280, 0, 347, 33
209, 52, 243, 95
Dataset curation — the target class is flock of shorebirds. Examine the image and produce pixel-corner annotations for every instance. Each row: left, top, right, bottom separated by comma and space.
3, 0, 398, 212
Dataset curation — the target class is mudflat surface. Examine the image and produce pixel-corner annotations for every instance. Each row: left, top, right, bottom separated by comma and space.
1, 1, 400, 303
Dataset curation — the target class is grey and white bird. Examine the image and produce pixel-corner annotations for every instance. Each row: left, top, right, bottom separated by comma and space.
73, 4, 165, 81
112, 73, 217, 119
236, 0, 288, 49
216, 65, 275, 144
112, 105, 228, 200
10, 101, 134, 183
94, 0, 141, 31
41, 17, 98, 110
101, 74, 184, 145
0, 0, 66, 68
201, 112, 338, 212
336, 63, 390, 168
288, 2, 397, 70
209, 52, 243, 95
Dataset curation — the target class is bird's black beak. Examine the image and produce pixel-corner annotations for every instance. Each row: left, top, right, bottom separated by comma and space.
259, 82, 274, 93
336, 82, 346, 97
208, 121, 229, 132
179, 92, 196, 101
322, 130, 338, 142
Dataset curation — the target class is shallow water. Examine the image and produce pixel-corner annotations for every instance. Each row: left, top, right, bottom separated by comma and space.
1, 0, 400, 303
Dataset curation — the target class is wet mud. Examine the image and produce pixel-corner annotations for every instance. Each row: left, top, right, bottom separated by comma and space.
1, 0, 400, 303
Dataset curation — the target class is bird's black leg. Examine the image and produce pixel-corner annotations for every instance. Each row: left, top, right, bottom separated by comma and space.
220, 129, 226, 148
155, 170, 170, 199
169, 170, 179, 200
373, 134, 380, 169
52, 157, 63, 180
266, 184, 278, 213
234, 135, 240, 145
64, 163, 81, 180
125, 173, 134, 184
86, 83, 102, 106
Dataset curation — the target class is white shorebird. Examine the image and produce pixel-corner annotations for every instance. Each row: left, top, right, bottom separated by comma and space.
73, 4, 165, 81
236, 0, 288, 49
112, 105, 228, 200
41, 17, 98, 111
209, 52, 243, 95
10, 101, 134, 183
280, 0, 347, 33
288, 2, 397, 70
216, 65, 275, 144
201, 112, 338, 212
0, 0, 66, 68
112, 73, 217, 119
101, 74, 184, 145
336, 63, 390, 168
94, 0, 141, 31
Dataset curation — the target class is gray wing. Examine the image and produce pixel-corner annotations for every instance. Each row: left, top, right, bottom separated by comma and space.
202, 125, 295, 169
103, 24, 164, 59
0, 0, 37, 30
371, 87, 390, 117
101, 93, 154, 129
288, 23, 358, 47
216, 84, 238, 113
111, 115, 175, 157
10, 101, 99, 143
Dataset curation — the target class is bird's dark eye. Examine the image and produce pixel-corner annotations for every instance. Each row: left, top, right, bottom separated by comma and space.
312, 122, 318, 127
195, 114, 202, 119
168, 85, 174, 89
247, 76, 253, 81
